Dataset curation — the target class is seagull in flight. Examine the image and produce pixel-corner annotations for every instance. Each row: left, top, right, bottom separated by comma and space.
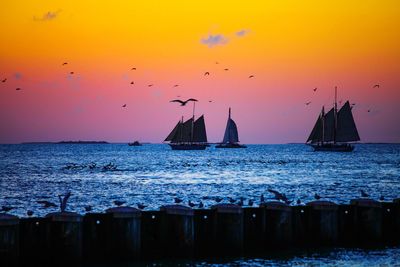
373, 84, 380, 88
122, 104, 127, 108
62, 62, 68, 66
305, 101, 311, 106
204, 72, 210, 76
70, 72, 74, 75
148, 84, 153, 87
313, 87, 317, 92
16, 88, 22, 91
2, 78, 7, 83
173, 84, 179, 87
224, 68, 229, 71
248, 75, 254, 78
170, 98, 198, 106
367, 109, 371, 113
130, 81, 134, 85
131, 67, 136, 70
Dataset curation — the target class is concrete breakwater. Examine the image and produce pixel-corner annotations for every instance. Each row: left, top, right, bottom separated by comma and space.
1, 199, 399, 266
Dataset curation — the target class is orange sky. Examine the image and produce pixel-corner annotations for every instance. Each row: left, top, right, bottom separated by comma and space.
0, 0, 399, 143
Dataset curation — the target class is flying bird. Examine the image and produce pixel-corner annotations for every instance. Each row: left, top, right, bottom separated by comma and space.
224, 68, 229, 71
122, 104, 127, 108
248, 75, 254, 78
170, 98, 198, 106
305, 101, 311, 106
16, 88, 21, 91
148, 84, 153, 87
204, 72, 210, 76
70, 72, 74, 75
131, 67, 136, 70
208, 100, 212, 103
130, 81, 134, 85
173, 84, 179, 87
373, 84, 380, 88
367, 109, 371, 113
2, 78, 7, 83
313, 88, 317, 92
62, 62, 68, 65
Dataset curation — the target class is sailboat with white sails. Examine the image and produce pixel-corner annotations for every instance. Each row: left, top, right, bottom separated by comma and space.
216, 108, 246, 148
306, 87, 360, 152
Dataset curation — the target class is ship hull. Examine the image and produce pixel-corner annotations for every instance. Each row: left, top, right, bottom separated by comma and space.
215, 143, 247, 148
310, 143, 354, 152
169, 143, 207, 150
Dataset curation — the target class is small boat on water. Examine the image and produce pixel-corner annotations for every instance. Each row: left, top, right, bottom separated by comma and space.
306, 87, 360, 152
216, 108, 246, 148
165, 99, 208, 150
128, 141, 142, 146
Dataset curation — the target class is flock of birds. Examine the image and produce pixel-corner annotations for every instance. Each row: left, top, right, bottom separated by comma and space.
0, 188, 386, 217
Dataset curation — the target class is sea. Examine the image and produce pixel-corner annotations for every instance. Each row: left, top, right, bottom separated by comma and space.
0, 143, 399, 266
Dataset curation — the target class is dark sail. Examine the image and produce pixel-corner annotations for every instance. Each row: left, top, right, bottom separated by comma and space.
170, 118, 193, 143
192, 115, 207, 143
307, 115, 323, 143
164, 121, 181, 141
336, 101, 360, 142
323, 108, 335, 142
222, 118, 239, 143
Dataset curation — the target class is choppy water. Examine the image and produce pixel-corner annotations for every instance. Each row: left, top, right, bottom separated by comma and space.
0, 143, 399, 265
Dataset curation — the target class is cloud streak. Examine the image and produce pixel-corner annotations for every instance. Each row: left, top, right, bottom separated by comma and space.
200, 34, 228, 48
33, 10, 61, 22
236, 29, 250, 37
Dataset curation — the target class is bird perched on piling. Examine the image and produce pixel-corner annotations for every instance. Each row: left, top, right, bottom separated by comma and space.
84, 205, 92, 212
314, 193, 321, 200
137, 203, 147, 210
174, 197, 183, 204
37, 200, 57, 208
296, 199, 302, 205
237, 197, 244, 206
188, 200, 196, 208
260, 194, 265, 203
228, 197, 236, 204
113, 200, 126, 207
1, 206, 14, 213
379, 195, 384, 201
214, 196, 222, 203
58, 192, 72, 212
248, 199, 254, 206
198, 201, 204, 208
27, 210, 34, 217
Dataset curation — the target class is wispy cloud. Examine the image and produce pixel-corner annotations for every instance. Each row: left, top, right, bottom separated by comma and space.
33, 10, 61, 22
14, 72, 22, 80
236, 29, 250, 37
201, 34, 228, 48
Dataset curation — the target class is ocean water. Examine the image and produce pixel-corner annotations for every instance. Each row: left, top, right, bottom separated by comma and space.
0, 143, 399, 265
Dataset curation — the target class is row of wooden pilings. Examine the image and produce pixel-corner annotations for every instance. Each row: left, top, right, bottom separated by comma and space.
1, 199, 399, 266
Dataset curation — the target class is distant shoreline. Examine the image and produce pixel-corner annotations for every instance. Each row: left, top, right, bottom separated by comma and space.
1, 142, 397, 145
21, 141, 109, 144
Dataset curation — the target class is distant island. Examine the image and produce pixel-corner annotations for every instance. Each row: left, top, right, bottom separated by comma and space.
22, 141, 109, 144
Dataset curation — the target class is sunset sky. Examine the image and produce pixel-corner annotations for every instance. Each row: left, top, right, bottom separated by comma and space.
0, 0, 399, 144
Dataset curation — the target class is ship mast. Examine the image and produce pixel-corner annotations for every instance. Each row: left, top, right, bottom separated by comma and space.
191, 101, 195, 143
333, 86, 338, 144
228, 107, 231, 143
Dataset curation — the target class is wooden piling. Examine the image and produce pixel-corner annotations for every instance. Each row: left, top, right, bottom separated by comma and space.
381, 201, 399, 245
292, 205, 311, 246
307, 201, 338, 246
44, 212, 83, 265
193, 208, 215, 257
141, 210, 163, 258
0, 213, 19, 267
337, 204, 356, 246
350, 199, 382, 245
160, 205, 194, 257
261, 201, 292, 249
105, 207, 141, 260
82, 212, 111, 262
19, 217, 46, 265
243, 207, 264, 254
211, 204, 243, 255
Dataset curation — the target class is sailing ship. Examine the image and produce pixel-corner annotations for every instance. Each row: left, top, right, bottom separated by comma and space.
165, 100, 208, 150
216, 108, 246, 148
128, 141, 142, 146
306, 87, 360, 152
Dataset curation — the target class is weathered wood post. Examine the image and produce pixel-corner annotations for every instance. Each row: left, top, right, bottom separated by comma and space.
211, 204, 243, 255
141, 210, 163, 259
243, 207, 264, 254
19, 217, 46, 265
307, 201, 338, 246
337, 204, 356, 246
292, 205, 311, 246
194, 208, 215, 257
0, 213, 19, 267
160, 205, 194, 258
105, 207, 141, 260
394, 198, 400, 244
82, 212, 110, 262
261, 201, 292, 249
44, 212, 83, 265
381, 201, 399, 245
350, 199, 382, 245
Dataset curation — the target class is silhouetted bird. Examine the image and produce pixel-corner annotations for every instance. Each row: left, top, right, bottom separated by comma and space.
16, 88, 21, 91
313, 87, 317, 92
237, 197, 244, 206
113, 200, 126, 207
215, 62, 219, 64
360, 190, 369, 198
224, 68, 229, 71
122, 104, 127, 108
228, 197, 235, 204
70, 72, 74, 74
58, 192, 72, 212
305, 101, 311, 106
173, 84, 179, 87
174, 197, 183, 204
379, 195, 384, 201
37, 200, 57, 208
285, 199, 293, 205
137, 203, 147, 210
215, 196, 222, 203
198, 201, 204, 208
170, 98, 198, 106
296, 199, 301, 205
2, 78, 7, 82
62, 62, 68, 65
260, 194, 265, 203
188, 200, 196, 208
367, 109, 371, 113
268, 189, 287, 202
248, 75, 254, 78
148, 84, 153, 87
130, 81, 134, 85
314, 193, 321, 200
84, 205, 92, 212
1, 206, 14, 213
248, 199, 254, 206
373, 84, 380, 88
209, 100, 212, 103
204, 72, 210, 76
27, 210, 34, 217
131, 67, 136, 70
